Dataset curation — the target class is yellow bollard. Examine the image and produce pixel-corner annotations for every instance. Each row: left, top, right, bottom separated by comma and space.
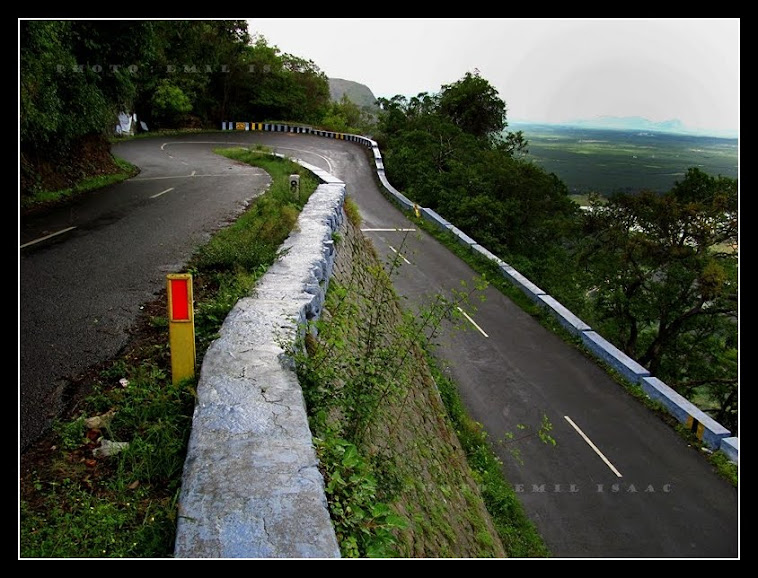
167, 273, 196, 385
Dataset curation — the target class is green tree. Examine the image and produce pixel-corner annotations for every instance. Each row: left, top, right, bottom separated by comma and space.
438, 70, 527, 154
321, 95, 375, 134
438, 70, 506, 141
280, 53, 331, 122
68, 20, 158, 113
578, 168, 738, 430
20, 20, 155, 196
21, 21, 120, 150
151, 80, 193, 126
375, 73, 575, 264
235, 35, 329, 124
136, 20, 250, 128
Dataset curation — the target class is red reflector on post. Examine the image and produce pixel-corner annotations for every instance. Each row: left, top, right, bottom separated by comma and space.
166, 273, 195, 384
168, 276, 191, 322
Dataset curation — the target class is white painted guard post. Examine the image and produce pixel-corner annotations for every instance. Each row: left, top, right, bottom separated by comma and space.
290, 174, 300, 200
167, 273, 196, 385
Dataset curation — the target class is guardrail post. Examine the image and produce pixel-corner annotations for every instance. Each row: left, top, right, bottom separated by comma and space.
167, 273, 196, 384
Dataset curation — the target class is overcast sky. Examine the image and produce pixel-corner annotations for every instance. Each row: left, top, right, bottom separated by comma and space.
247, 18, 739, 135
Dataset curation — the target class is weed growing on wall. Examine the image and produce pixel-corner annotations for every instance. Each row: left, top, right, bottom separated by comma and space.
291, 207, 512, 556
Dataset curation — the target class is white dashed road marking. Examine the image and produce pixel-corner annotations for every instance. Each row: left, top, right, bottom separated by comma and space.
564, 415, 623, 477
388, 245, 412, 265
150, 187, 175, 199
361, 228, 416, 232
20, 227, 77, 249
456, 307, 489, 338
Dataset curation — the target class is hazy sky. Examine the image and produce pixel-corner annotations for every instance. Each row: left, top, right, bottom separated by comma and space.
247, 18, 740, 135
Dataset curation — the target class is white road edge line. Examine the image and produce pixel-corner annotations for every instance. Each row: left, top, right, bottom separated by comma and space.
20, 226, 77, 249
135, 174, 249, 181
456, 307, 489, 338
150, 187, 175, 199
162, 140, 252, 150
387, 245, 412, 265
564, 415, 623, 477
275, 146, 334, 175
160, 141, 336, 176
361, 228, 416, 232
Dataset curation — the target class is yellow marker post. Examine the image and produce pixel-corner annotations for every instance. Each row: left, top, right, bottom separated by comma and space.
167, 273, 196, 384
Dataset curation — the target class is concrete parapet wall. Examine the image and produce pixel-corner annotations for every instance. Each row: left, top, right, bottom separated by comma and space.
537, 295, 592, 337
498, 264, 547, 303
174, 179, 346, 558
449, 225, 478, 248
580, 331, 651, 385
219, 122, 739, 465
378, 172, 415, 211
421, 207, 453, 230
470, 244, 507, 267
641, 377, 732, 450
720, 437, 739, 463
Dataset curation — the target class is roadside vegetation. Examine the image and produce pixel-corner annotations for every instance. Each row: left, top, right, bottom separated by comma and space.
20, 156, 138, 215
20, 148, 319, 557
20, 18, 737, 557
293, 204, 549, 556
20, 145, 551, 557
373, 72, 738, 437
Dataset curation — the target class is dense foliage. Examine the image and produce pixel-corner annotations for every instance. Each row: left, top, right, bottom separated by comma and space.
577, 169, 738, 430
374, 72, 738, 435
20, 20, 330, 198
375, 71, 580, 286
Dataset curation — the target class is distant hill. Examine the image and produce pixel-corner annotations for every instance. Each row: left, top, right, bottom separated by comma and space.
328, 78, 379, 111
551, 116, 737, 139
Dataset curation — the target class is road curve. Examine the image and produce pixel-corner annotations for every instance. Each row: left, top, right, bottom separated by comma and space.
20, 131, 738, 558
241, 131, 738, 558
20, 135, 271, 452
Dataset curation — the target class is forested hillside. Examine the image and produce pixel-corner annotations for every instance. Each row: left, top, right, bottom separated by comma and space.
20, 20, 333, 198
373, 72, 738, 433
329, 78, 379, 110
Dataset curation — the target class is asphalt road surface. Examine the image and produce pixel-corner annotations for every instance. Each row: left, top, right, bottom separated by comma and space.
19, 131, 739, 558
20, 134, 271, 453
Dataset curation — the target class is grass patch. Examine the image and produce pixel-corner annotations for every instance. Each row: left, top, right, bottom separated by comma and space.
20, 156, 139, 214
430, 362, 551, 557
708, 451, 738, 486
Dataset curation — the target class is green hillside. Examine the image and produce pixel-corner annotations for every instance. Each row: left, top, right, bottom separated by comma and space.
329, 78, 380, 110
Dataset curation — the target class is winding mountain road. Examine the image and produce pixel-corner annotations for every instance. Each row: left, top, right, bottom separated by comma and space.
19, 131, 738, 558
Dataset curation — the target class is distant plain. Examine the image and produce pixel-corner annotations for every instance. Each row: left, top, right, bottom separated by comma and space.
510, 123, 739, 196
